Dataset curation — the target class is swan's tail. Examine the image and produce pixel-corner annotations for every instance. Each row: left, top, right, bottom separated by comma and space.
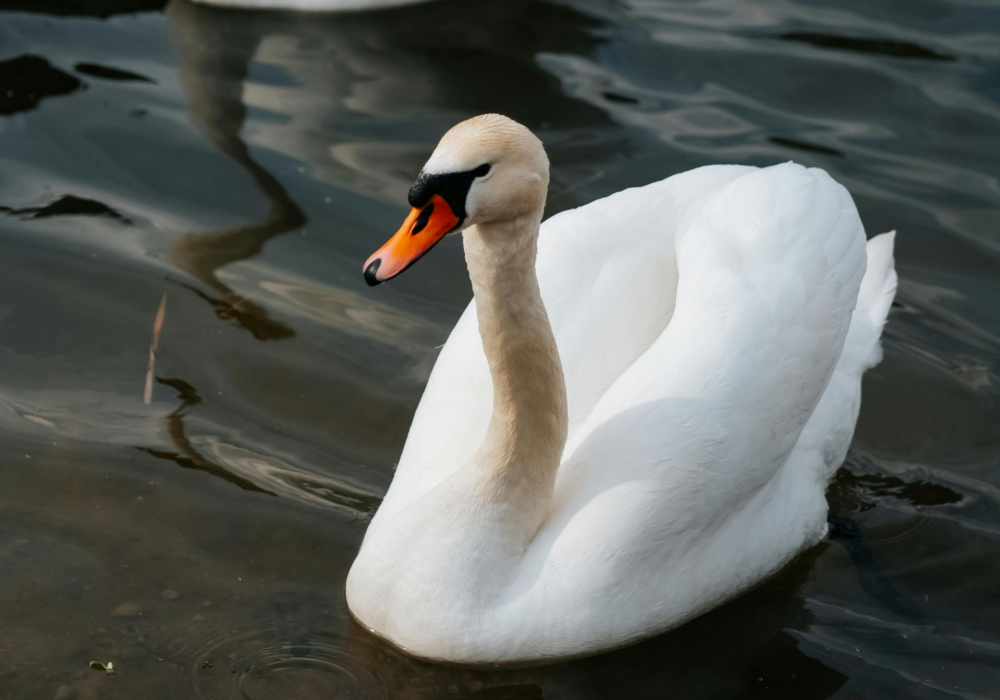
840, 231, 898, 375
789, 230, 897, 516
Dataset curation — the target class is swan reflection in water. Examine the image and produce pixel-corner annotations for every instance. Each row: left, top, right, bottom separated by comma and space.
167, 0, 305, 341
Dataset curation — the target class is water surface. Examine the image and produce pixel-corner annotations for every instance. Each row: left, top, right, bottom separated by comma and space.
1, 0, 998, 697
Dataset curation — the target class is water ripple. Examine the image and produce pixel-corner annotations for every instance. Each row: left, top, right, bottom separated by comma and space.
166, 616, 393, 700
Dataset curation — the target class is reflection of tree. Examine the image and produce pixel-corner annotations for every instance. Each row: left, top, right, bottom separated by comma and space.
166, 0, 305, 340
140, 376, 276, 494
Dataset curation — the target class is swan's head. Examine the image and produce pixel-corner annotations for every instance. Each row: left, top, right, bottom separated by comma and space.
363, 114, 549, 286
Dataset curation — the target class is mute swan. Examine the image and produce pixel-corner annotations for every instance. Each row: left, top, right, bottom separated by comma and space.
347, 113, 898, 664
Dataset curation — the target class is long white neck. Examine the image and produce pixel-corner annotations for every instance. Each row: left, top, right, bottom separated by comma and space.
462, 212, 568, 537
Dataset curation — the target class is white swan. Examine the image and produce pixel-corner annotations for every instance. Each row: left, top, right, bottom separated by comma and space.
347, 114, 897, 665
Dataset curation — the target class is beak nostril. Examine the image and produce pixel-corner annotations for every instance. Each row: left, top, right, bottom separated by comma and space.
363, 258, 382, 287
362, 194, 459, 286
412, 202, 435, 236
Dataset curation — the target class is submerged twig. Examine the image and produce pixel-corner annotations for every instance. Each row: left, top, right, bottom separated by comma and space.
144, 294, 167, 404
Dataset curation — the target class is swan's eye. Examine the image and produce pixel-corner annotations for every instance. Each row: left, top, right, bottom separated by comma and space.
472, 163, 491, 177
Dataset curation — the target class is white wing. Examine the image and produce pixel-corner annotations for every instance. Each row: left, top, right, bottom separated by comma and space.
502, 162, 870, 652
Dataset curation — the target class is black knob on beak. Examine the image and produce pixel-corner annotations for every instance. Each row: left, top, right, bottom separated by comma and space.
364, 258, 382, 287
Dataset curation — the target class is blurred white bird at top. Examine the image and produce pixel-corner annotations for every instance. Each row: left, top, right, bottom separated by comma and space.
191, 0, 430, 10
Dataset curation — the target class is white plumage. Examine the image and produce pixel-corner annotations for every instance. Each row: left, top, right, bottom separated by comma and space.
348, 116, 897, 664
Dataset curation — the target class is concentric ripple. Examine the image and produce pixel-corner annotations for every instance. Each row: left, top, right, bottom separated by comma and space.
166, 615, 394, 699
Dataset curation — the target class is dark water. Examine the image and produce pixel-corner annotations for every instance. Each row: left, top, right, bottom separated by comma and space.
0, 0, 998, 697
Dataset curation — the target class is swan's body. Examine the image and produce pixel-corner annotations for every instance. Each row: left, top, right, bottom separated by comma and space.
348, 115, 897, 665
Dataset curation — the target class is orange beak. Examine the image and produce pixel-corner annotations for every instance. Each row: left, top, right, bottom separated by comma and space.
363, 194, 461, 286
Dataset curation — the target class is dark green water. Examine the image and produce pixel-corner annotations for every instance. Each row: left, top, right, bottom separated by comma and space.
0, 0, 998, 697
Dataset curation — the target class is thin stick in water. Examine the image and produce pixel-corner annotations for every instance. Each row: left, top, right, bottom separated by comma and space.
144, 294, 167, 404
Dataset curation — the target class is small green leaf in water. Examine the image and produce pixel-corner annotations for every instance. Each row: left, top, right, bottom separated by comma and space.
89, 661, 116, 674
